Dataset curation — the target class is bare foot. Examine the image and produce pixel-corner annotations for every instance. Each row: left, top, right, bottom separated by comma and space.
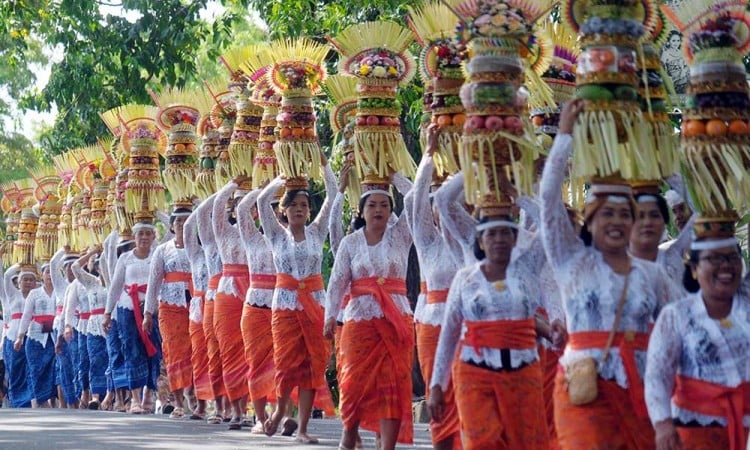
295, 431, 319, 444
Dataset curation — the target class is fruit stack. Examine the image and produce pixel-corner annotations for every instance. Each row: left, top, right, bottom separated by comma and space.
31, 167, 61, 263
196, 114, 219, 199
240, 45, 283, 188
267, 38, 329, 189
12, 179, 37, 267
663, 0, 750, 218
1, 182, 21, 267
563, 0, 655, 180
408, 1, 467, 176
117, 104, 166, 214
205, 79, 238, 189
77, 142, 117, 244
329, 21, 417, 182
323, 74, 362, 202
452, 0, 548, 206
531, 22, 579, 150
151, 87, 212, 203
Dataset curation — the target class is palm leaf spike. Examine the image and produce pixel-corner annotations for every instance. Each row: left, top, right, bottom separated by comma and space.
322, 74, 360, 136
407, 1, 461, 46
238, 44, 274, 79
220, 45, 256, 79
100, 107, 123, 137
328, 21, 414, 56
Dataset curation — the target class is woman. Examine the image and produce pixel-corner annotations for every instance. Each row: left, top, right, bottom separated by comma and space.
646, 234, 749, 450
540, 99, 680, 449
404, 125, 461, 450
15, 264, 57, 407
50, 248, 78, 408
71, 247, 108, 409
183, 205, 211, 420
237, 185, 298, 435
3, 264, 33, 407
144, 208, 194, 419
324, 171, 414, 450
195, 193, 228, 423
258, 155, 336, 443
211, 180, 251, 429
63, 266, 91, 408
103, 220, 162, 414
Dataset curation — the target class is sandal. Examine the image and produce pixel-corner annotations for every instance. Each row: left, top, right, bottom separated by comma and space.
169, 407, 185, 419
242, 416, 254, 427
228, 416, 242, 430
87, 400, 100, 410
281, 418, 298, 437
250, 422, 266, 435
295, 432, 319, 444
128, 404, 143, 415
206, 414, 223, 425
189, 412, 206, 421
162, 404, 175, 415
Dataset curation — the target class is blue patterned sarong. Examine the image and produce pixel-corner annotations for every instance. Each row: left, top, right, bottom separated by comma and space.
25, 335, 56, 403
3, 338, 32, 407
55, 331, 77, 405
107, 318, 128, 389
77, 332, 90, 391
115, 307, 162, 390
86, 334, 107, 397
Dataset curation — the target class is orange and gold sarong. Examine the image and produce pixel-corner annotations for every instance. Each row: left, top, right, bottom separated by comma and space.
189, 292, 212, 401
241, 301, 276, 402
214, 264, 250, 402
158, 302, 192, 391
272, 273, 335, 416
538, 344, 562, 450
454, 360, 548, 450
340, 277, 414, 444
203, 273, 226, 398
553, 368, 655, 450
676, 426, 748, 450
673, 375, 750, 450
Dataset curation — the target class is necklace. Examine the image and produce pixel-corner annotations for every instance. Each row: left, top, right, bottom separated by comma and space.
719, 317, 733, 328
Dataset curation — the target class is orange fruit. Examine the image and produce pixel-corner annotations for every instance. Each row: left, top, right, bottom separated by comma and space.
706, 119, 728, 136
452, 114, 466, 126
728, 119, 748, 135
436, 115, 452, 127
291, 127, 305, 137
279, 127, 292, 138
531, 115, 544, 126
681, 120, 705, 137
174, 143, 186, 151
304, 127, 316, 137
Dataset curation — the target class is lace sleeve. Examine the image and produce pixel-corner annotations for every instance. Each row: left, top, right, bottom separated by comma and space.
105, 230, 118, 284
196, 193, 217, 250
144, 245, 165, 315
406, 157, 439, 249
258, 176, 285, 246
237, 188, 262, 248
4, 264, 20, 300
539, 134, 581, 268
329, 192, 346, 255
72, 261, 99, 290
325, 236, 353, 323
517, 195, 541, 230
64, 282, 79, 328
50, 249, 68, 300
106, 257, 126, 314
434, 172, 476, 264
212, 181, 237, 242
18, 291, 34, 336
390, 172, 414, 240
431, 269, 466, 390
183, 209, 200, 263
310, 164, 337, 242
100, 249, 110, 288
665, 212, 697, 260
645, 303, 680, 425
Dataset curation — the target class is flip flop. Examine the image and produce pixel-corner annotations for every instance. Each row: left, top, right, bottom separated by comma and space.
228, 417, 242, 430
169, 407, 185, 419
281, 418, 298, 437
190, 412, 206, 421
87, 400, 100, 410
207, 414, 223, 425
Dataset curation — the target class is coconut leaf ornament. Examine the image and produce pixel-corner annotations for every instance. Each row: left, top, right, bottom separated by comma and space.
30, 165, 61, 263
323, 74, 363, 203
12, 179, 38, 267
204, 79, 238, 189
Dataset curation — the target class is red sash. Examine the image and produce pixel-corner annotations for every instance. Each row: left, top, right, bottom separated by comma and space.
674, 375, 750, 450
250, 274, 277, 290
90, 308, 105, 315
463, 318, 537, 354
426, 289, 449, 305
275, 273, 325, 327
32, 315, 55, 323
349, 277, 410, 345
79, 312, 91, 320
125, 283, 157, 358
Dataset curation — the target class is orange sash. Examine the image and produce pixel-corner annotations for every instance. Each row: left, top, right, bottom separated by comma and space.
420, 281, 427, 296
164, 271, 193, 292
250, 273, 277, 290
275, 273, 325, 326
125, 283, 158, 358
568, 330, 650, 419
674, 375, 750, 450
222, 264, 248, 277
349, 277, 410, 344
207, 274, 221, 291
192, 289, 204, 300
463, 318, 537, 355
426, 289, 449, 305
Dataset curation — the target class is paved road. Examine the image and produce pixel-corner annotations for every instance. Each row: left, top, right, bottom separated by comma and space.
0, 409, 434, 449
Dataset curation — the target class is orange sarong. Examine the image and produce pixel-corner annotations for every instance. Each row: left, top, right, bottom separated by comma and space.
673, 375, 750, 450
568, 330, 650, 419
272, 273, 335, 416
203, 273, 226, 398
454, 360, 548, 450
214, 264, 250, 402
416, 322, 461, 448
158, 302, 192, 391
538, 344, 562, 450
189, 292, 212, 401
553, 368, 655, 450
676, 426, 749, 450
240, 302, 276, 403
340, 277, 414, 444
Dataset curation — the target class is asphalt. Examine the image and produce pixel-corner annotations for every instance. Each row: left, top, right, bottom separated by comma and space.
0, 408, 434, 449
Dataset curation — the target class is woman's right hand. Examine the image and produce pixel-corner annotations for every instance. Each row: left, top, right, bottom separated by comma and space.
427, 385, 446, 422
558, 99, 585, 135
102, 314, 111, 335
323, 317, 336, 340
338, 162, 352, 194
425, 123, 440, 157
654, 419, 681, 450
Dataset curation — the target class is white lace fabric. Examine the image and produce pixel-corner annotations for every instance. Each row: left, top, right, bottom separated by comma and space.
540, 134, 682, 388
646, 293, 750, 427
433, 172, 478, 266
196, 193, 224, 286
214, 181, 250, 297
64, 280, 90, 334
237, 188, 275, 308
72, 262, 107, 337
258, 166, 336, 311
144, 240, 192, 314
18, 286, 56, 346
106, 250, 153, 314
184, 209, 208, 323
431, 261, 541, 390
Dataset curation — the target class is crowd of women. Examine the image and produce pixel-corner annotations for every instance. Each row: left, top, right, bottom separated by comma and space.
0, 100, 747, 450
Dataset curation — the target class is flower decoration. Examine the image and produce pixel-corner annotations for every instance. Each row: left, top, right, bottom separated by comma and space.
354, 49, 402, 79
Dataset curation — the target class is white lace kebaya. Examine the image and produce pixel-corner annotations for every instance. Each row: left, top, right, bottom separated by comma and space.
237, 188, 276, 308
144, 240, 192, 315
71, 262, 107, 337
18, 286, 56, 347
432, 172, 478, 267
64, 279, 89, 335
325, 173, 413, 323
539, 133, 683, 389
257, 165, 336, 311
645, 292, 750, 427
195, 193, 223, 302
184, 208, 208, 323
213, 181, 250, 299
105, 250, 153, 314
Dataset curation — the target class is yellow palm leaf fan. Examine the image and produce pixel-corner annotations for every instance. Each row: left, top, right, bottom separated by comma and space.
322, 74, 362, 203
12, 178, 38, 267
204, 78, 238, 189
30, 165, 61, 263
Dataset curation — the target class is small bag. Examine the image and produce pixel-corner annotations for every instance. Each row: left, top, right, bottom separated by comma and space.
40, 321, 54, 334
565, 262, 631, 406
